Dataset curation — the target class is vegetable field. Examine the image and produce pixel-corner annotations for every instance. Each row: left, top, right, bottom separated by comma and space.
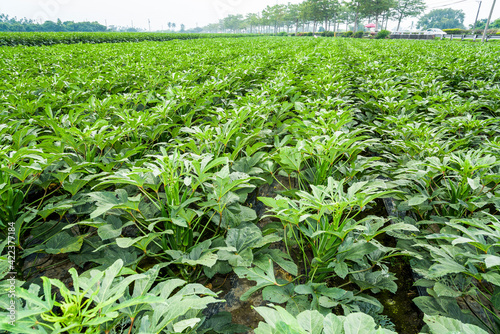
0, 32, 261, 47
1, 37, 500, 334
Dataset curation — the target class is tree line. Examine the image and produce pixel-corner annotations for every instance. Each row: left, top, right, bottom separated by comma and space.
0, 14, 107, 32
203, 0, 426, 34
203, 0, 499, 34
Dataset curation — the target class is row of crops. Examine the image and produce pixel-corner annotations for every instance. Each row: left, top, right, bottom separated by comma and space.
0, 37, 500, 333
0, 32, 262, 46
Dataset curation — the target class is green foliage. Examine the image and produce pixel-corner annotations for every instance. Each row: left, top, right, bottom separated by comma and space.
395, 152, 500, 220
0, 15, 107, 32
423, 315, 489, 334
1, 36, 500, 333
253, 305, 397, 334
394, 0, 427, 31
375, 30, 390, 39
417, 8, 465, 30
353, 31, 364, 38
0, 32, 261, 46
442, 29, 469, 35
0, 259, 222, 333
260, 177, 410, 282
344, 31, 353, 37
406, 214, 500, 332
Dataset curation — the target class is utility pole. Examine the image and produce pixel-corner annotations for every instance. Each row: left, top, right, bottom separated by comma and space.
482, 0, 497, 42
472, 1, 482, 35
148, 19, 151, 31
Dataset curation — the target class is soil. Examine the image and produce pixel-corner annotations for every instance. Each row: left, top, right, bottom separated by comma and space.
204, 273, 265, 333
379, 257, 425, 334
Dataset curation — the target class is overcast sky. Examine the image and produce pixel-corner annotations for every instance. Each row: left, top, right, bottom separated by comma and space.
0, 0, 498, 30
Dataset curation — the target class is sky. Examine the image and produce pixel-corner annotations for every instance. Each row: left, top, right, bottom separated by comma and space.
0, 0, 498, 30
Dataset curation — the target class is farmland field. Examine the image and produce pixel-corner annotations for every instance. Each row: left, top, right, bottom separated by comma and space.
1, 37, 500, 333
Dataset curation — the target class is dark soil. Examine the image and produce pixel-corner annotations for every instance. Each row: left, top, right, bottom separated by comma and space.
379, 256, 425, 334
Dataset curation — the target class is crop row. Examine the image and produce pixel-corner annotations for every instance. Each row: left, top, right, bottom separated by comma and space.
0, 37, 499, 333
0, 32, 263, 47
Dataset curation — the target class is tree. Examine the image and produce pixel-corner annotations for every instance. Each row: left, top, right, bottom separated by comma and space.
471, 18, 487, 30
180, 24, 185, 32
222, 14, 244, 33
394, 0, 426, 31
286, 3, 301, 33
338, 3, 355, 31
298, 1, 312, 32
246, 13, 260, 33
491, 18, 500, 28
347, 0, 364, 32
304, 0, 326, 32
263, 4, 286, 33
417, 8, 465, 30
361, 0, 396, 31
317, 0, 340, 31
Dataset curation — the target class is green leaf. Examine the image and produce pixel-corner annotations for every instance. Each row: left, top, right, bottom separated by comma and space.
333, 261, 349, 279
256, 249, 298, 276
343, 313, 376, 334
482, 272, 500, 286
116, 236, 143, 248
97, 216, 132, 241
275, 321, 307, 334
323, 313, 345, 334
428, 259, 466, 278
408, 195, 428, 206
467, 178, 481, 190
263, 285, 291, 304
181, 252, 218, 268
485, 255, 500, 268
424, 315, 488, 334
297, 310, 324, 334
286, 295, 310, 316
45, 232, 84, 254
491, 287, 500, 309
434, 282, 462, 298
226, 223, 262, 252
234, 258, 278, 301
338, 241, 378, 262
173, 318, 201, 332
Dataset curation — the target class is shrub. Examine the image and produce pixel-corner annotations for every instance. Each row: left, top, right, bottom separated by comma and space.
354, 31, 364, 38
443, 28, 469, 35
375, 30, 390, 39
474, 29, 498, 35
277, 31, 288, 36
321, 31, 335, 37
344, 30, 353, 37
